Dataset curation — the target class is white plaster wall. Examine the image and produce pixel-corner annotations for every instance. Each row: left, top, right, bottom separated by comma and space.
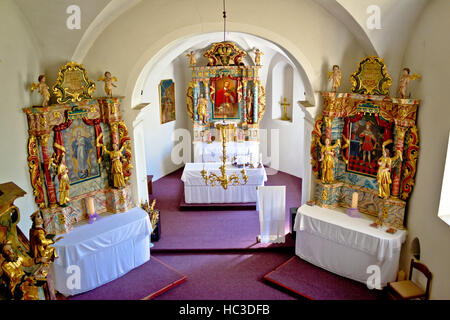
0, 0, 43, 235
141, 57, 189, 181
398, 0, 450, 299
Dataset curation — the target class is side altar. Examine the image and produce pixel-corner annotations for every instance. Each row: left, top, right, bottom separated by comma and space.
310, 57, 421, 231
23, 62, 134, 235
186, 42, 266, 164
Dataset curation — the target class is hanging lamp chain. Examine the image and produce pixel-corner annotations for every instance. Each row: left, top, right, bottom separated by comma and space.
223, 0, 227, 42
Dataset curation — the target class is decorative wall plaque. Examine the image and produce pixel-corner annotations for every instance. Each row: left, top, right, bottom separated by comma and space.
53, 62, 96, 104
351, 56, 392, 96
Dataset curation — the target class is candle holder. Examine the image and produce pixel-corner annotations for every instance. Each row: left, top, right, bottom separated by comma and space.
88, 211, 100, 224
346, 207, 360, 218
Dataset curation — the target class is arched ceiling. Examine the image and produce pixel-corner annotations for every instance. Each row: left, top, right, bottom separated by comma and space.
14, 0, 428, 83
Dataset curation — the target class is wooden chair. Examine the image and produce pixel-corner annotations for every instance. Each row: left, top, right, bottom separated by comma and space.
387, 259, 432, 300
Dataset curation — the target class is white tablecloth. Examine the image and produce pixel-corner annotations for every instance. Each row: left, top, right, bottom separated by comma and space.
51, 207, 152, 296
294, 205, 407, 288
181, 163, 267, 203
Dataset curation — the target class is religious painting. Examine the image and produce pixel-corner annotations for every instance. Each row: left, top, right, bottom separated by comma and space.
159, 79, 176, 124
346, 115, 384, 177
214, 77, 240, 119
62, 118, 101, 185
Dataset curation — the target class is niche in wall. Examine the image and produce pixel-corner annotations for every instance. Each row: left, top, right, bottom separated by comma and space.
271, 62, 294, 122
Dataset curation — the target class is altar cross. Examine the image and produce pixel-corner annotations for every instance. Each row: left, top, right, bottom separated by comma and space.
280, 97, 291, 121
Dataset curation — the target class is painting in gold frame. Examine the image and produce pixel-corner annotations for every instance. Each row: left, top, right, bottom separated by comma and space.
159, 79, 176, 124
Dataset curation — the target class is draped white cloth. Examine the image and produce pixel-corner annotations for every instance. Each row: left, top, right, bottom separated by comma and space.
257, 186, 286, 243
294, 205, 407, 287
51, 207, 152, 296
194, 141, 260, 164
181, 163, 267, 203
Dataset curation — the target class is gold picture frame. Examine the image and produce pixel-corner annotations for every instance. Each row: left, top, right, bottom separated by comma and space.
159, 79, 176, 124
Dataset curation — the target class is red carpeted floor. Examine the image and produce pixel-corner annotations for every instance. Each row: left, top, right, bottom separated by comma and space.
263, 256, 384, 300
150, 167, 301, 252
67, 256, 186, 300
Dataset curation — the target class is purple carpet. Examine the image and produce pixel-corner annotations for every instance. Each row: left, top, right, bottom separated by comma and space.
152, 251, 297, 300
264, 256, 384, 300
151, 167, 302, 251
67, 256, 186, 300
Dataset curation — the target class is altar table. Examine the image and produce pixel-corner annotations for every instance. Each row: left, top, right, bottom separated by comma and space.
294, 205, 407, 288
51, 207, 152, 296
181, 163, 267, 204
194, 141, 259, 163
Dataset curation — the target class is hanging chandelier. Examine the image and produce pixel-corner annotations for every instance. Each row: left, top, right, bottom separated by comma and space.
201, 122, 248, 189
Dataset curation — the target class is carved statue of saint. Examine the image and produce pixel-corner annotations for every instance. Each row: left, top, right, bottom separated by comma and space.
102, 142, 127, 188
30, 75, 51, 107
98, 71, 118, 98
398, 68, 421, 98
49, 153, 70, 206
377, 143, 402, 199
328, 65, 342, 92
246, 89, 253, 122
0, 241, 35, 299
254, 48, 263, 66
29, 211, 60, 265
196, 94, 208, 124
318, 138, 341, 183
186, 51, 197, 67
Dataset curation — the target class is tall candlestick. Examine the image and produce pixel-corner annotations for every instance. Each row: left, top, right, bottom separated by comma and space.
352, 192, 358, 209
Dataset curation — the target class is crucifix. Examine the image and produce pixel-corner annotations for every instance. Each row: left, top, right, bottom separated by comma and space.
280, 97, 291, 121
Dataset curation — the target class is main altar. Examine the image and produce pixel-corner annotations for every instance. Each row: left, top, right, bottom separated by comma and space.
186, 41, 266, 164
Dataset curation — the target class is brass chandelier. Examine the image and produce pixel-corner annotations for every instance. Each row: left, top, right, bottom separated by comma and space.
201, 123, 248, 190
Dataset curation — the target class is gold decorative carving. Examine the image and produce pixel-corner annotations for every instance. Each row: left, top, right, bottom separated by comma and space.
186, 81, 196, 122
351, 56, 392, 95
203, 42, 247, 66
401, 126, 419, 200
52, 62, 95, 104
27, 136, 45, 208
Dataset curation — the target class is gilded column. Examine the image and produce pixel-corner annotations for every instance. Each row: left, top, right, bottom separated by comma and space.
39, 134, 57, 207
242, 80, 248, 123
391, 126, 408, 198
324, 116, 333, 141
203, 80, 210, 122
193, 81, 199, 121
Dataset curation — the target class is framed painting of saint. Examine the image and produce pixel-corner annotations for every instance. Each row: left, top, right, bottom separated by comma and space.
159, 79, 176, 124
346, 115, 384, 177
62, 118, 101, 185
213, 77, 240, 119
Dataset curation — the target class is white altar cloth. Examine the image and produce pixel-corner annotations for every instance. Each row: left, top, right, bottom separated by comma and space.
294, 205, 407, 288
181, 162, 267, 203
194, 141, 259, 163
51, 207, 152, 296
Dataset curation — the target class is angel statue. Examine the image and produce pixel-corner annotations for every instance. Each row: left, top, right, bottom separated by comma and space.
186, 51, 197, 67
102, 142, 128, 188
376, 140, 403, 199
29, 210, 61, 265
328, 65, 342, 92
254, 48, 263, 66
49, 153, 70, 206
30, 75, 50, 107
318, 138, 341, 183
398, 67, 421, 98
98, 71, 118, 98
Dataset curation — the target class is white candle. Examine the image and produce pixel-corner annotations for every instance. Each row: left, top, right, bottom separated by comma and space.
352, 192, 358, 208
87, 197, 95, 215
259, 153, 263, 164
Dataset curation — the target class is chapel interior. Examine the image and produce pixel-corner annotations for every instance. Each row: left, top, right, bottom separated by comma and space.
0, 0, 449, 302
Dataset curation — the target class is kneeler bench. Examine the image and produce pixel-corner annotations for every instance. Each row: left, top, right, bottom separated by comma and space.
51, 207, 152, 296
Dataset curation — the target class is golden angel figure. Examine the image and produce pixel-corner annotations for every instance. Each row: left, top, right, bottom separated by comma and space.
328, 65, 342, 92
377, 141, 403, 199
398, 68, 421, 98
49, 153, 70, 206
29, 211, 60, 265
186, 51, 197, 67
254, 48, 263, 66
30, 75, 50, 107
102, 142, 127, 188
98, 71, 118, 98
318, 138, 341, 183
196, 93, 209, 124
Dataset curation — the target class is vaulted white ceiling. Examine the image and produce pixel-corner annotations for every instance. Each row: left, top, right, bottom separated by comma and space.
13, 0, 429, 77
